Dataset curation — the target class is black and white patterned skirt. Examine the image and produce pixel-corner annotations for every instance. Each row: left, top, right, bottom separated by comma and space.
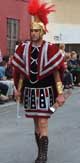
24, 86, 54, 118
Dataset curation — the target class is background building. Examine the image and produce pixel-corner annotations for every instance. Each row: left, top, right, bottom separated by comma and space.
44, 0, 80, 55
0, 0, 30, 55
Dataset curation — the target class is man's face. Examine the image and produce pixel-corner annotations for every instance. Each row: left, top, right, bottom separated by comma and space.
72, 53, 77, 60
30, 29, 42, 42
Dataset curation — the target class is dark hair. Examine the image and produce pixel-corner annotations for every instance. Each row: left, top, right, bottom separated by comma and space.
3, 56, 9, 62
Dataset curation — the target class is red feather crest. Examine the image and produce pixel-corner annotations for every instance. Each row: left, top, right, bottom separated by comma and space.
28, 0, 55, 25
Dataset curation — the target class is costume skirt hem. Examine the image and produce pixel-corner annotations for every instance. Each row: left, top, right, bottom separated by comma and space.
24, 109, 54, 118
25, 114, 50, 118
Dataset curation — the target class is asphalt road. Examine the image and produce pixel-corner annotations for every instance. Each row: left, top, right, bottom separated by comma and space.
0, 87, 80, 163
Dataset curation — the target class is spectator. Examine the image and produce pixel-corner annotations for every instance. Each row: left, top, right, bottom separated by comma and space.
59, 43, 66, 57
63, 61, 73, 89
0, 82, 9, 103
5, 55, 13, 80
15, 40, 22, 51
0, 60, 7, 80
68, 51, 80, 86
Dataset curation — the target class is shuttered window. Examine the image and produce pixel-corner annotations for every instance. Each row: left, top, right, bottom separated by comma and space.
7, 18, 20, 55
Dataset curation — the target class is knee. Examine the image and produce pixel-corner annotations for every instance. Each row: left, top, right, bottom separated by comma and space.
38, 119, 48, 130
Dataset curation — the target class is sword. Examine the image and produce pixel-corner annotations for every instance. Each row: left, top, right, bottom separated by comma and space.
17, 100, 21, 119
16, 79, 23, 119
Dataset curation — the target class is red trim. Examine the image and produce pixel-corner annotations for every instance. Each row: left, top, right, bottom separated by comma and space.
13, 56, 25, 68
12, 63, 30, 79
43, 53, 63, 70
25, 115, 50, 118
12, 41, 64, 82
38, 41, 46, 80
24, 109, 50, 113
38, 59, 64, 80
16, 43, 25, 57
28, 42, 32, 79
38, 53, 63, 77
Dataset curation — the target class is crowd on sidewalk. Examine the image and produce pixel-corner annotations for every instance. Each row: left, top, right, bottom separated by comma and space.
59, 44, 80, 89
0, 49, 14, 104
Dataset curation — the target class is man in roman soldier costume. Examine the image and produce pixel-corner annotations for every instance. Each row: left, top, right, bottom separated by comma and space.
12, 0, 65, 162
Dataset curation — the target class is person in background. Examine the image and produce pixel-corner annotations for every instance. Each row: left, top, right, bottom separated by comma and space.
63, 61, 73, 89
0, 60, 9, 102
59, 43, 66, 57
5, 55, 13, 80
68, 51, 80, 86
0, 60, 7, 80
0, 82, 9, 102
15, 40, 22, 51
12, 0, 65, 163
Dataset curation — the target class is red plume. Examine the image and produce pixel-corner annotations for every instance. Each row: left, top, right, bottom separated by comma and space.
28, 0, 55, 25
28, 0, 40, 15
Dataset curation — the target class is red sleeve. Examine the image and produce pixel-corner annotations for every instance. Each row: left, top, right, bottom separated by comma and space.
12, 43, 26, 89
48, 43, 64, 70
48, 43, 65, 82
16, 42, 25, 58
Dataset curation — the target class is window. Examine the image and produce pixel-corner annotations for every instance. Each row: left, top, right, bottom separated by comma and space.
7, 18, 20, 55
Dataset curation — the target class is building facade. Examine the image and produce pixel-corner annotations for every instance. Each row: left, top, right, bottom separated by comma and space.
44, 0, 80, 54
0, 0, 30, 55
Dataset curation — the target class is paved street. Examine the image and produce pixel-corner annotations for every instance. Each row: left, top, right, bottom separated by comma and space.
0, 87, 80, 163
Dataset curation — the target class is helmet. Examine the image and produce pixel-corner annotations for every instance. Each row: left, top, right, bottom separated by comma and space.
31, 21, 46, 37
28, 0, 55, 36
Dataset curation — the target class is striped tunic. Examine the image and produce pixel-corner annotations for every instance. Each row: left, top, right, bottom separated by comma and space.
12, 41, 64, 118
